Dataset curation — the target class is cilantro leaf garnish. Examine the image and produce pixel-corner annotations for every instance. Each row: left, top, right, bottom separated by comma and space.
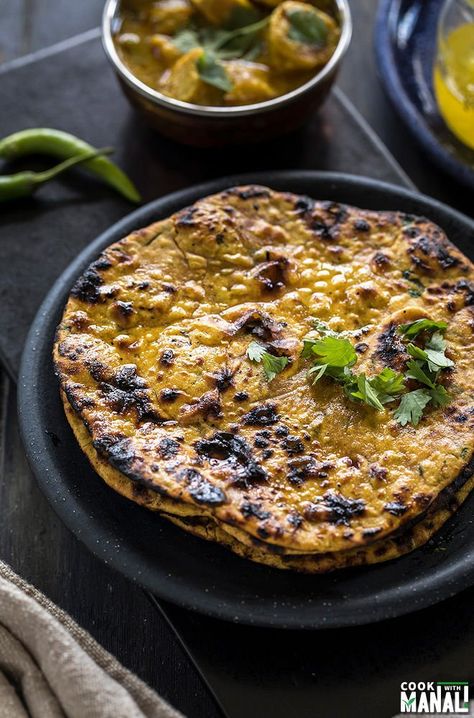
301, 337, 319, 359
407, 342, 454, 372
394, 389, 432, 427
309, 336, 357, 367
247, 341, 266, 362
247, 341, 289, 382
287, 9, 328, 48
302, 317, 453, 426
369, 367, 406, 402
427, 331, 446, 351
308, 363, 328, 383
405, 359, 437, 389
429, 384, 451, 408
345, 374, 385, 411
196, 52, 233, 92
398, 318, 448, 339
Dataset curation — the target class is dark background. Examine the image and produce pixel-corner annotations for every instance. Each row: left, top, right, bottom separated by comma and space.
0, 3, 472, 718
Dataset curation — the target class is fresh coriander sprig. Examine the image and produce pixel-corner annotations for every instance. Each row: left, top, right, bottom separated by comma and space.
302, 317, 453, 427
247, 341, 289, 382
398, 318, 448, 338
303, 333, 406, 410
407, 335, 454, 372
394, 389, 432, 427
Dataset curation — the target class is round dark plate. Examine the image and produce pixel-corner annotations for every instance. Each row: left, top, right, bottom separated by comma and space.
18, 171, 474, 630
375, 0, 474, 190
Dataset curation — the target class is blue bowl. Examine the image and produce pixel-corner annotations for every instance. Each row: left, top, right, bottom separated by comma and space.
375, 0, 474, 190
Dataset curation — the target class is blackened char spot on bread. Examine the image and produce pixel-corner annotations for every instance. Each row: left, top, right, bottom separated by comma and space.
158, 437, 180, 459
240, 501, 271, 520
281, 435, 304, 456
70, 265, 103, 304
287, 511, 303, 529
354, 219, 370, 232
287, 456, 334, 486
375, 322, 407, 371
86, 359, 108, 382
254, 432, 270, 448
251, 258, 289, 293
241, 402, 279, 426
160, 388, 180, 403
99, 364, 162, 423
384, 501, 408, 516
212, 367, 235, 392
227, 186, 271, 200
64, 382, 89, 413
304, 492, 366, 525
160, 349, 175, 366
298, 200, 347, 242
372, 251, 391, 271
115, 300, 134, 317
195, 432, 268, 489
94, 254, 112, 270
179, 389, 222, 424
456, 279, 474, 306
369, 464, 388, 481
93, 434, 144, 481
179, 468, 226, 505
230, 310, 284, 342
58, 342, 80, 361
407, 231, 461, 273
176, 206, 199, 227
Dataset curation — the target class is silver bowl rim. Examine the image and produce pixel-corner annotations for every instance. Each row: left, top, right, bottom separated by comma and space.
102, 0, 352, 118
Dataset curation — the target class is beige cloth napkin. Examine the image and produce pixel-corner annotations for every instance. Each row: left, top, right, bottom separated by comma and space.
0, 560, 183, 718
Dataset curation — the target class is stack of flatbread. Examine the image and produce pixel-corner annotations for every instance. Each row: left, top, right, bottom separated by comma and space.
54, 186, 474, 572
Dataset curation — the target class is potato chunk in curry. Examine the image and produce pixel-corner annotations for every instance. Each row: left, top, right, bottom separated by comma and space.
268, 1, 339, 71
148, 0, 193, 34
190, 0, 257, 25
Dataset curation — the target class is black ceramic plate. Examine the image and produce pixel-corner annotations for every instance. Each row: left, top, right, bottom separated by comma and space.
18, 171, 474, 629
375, 0, 474, 190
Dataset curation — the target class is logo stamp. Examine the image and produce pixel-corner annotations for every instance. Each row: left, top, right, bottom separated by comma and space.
400, 682, 470, 713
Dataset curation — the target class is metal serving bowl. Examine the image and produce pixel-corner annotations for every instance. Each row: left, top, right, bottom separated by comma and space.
102, 0, 352, 147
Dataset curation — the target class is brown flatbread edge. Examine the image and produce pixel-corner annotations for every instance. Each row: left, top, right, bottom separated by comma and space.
63, 394, 474, 573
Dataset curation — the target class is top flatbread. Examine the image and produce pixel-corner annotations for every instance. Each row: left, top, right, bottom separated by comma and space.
54, 185, 474, 556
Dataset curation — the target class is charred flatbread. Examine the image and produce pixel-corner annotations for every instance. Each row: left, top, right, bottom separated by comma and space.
54, 186, 474, 571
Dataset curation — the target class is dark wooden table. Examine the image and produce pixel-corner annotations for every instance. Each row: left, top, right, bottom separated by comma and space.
1, 3, 472, 718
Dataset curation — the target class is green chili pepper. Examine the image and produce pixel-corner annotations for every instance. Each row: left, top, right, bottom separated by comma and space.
0, 147, 113, 202
0, 129, 141, 203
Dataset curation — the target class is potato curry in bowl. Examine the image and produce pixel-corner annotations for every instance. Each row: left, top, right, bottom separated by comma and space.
113, 0, 342, 107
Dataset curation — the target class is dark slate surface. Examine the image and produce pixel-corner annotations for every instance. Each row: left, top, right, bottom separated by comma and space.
1, 23, 472, 718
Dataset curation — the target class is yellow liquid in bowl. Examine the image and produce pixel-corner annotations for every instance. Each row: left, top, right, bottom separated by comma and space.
433, 22, 474, 149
